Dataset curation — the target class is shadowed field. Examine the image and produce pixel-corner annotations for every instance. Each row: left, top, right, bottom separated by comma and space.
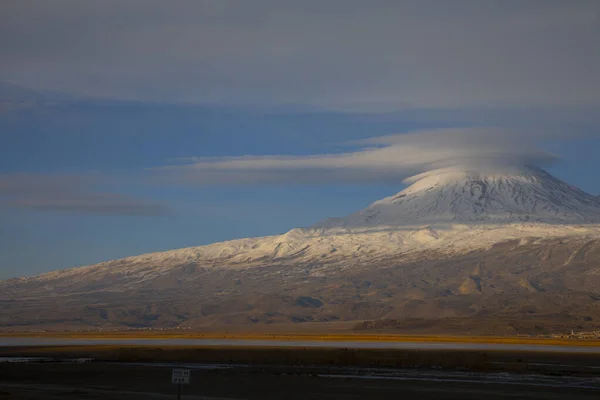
4, 343, 600, 373
4, 337, 600, 399
2, 357, 600, 399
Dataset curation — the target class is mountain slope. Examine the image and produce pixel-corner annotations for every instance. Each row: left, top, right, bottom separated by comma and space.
3, 166, 600, 333
317, 166, 600, 228
3, 236, 600, 334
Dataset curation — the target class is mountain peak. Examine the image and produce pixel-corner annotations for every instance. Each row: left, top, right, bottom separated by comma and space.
316, 166, 600, 228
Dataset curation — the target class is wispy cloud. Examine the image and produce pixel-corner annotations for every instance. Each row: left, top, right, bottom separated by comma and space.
1, 1, 599, 111
0, 173, 167, 216
154, 128, 559, 185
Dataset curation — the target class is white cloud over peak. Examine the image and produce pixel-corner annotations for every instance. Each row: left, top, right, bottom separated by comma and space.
156, 128, 559, 185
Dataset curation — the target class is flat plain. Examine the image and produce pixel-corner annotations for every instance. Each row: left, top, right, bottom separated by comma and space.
3, 334, 600, 399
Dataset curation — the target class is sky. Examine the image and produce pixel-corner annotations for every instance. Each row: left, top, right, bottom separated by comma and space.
1, 0, 600, 278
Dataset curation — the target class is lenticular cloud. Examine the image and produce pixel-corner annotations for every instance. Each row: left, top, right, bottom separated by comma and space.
157, 128, 559, 185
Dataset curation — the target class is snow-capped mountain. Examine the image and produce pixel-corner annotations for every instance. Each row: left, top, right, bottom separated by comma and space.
317, 165, 600, 228
3, 166, 600, 332
5, 165, 600, 281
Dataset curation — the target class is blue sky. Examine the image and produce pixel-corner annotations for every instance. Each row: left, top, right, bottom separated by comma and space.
1, 1, 600, 278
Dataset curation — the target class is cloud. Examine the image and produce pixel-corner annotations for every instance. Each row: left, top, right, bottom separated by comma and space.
0, 174, 167, 216
154, 127, 559, 185
0, 82, 67, 113
1, 1, 599, 111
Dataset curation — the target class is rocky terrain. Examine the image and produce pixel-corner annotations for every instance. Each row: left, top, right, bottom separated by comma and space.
2, 165, 600, 334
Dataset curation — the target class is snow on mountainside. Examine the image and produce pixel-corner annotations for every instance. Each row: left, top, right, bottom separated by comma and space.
316, 165, 600, 228
7, 165, 600, 288
5, 166, 600, 332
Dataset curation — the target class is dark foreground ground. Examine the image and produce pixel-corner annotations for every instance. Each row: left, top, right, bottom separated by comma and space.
3, 346, 600, 399
2, 362, 600, 400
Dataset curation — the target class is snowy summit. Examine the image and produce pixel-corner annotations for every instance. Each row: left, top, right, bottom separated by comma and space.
7, 165, 600, 283
4, 165, 600, 332
317, 165, 600, 228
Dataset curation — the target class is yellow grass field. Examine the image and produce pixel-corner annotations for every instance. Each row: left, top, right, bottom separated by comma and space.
2, 330, 600, 347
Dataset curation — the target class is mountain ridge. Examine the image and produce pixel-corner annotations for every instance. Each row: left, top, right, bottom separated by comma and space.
316, 166, 600, 228
3, 166, 600, 333
5, 166, 600, 287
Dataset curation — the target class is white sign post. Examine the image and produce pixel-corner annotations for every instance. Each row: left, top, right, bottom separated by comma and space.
172, 368, 190, 399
